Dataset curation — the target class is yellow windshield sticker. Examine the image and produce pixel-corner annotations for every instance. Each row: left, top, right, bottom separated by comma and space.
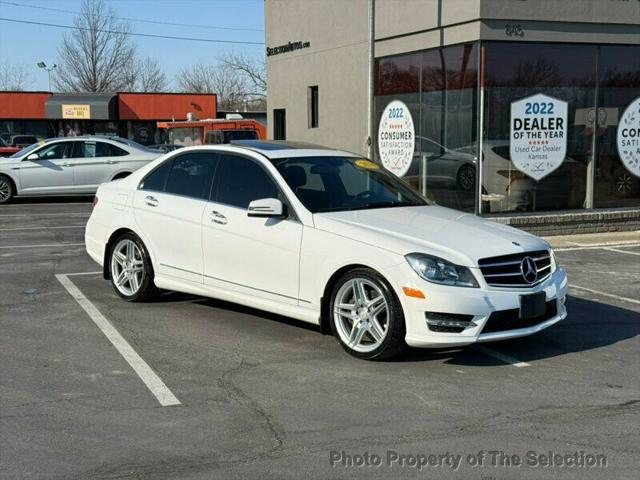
355, 159, 379, 170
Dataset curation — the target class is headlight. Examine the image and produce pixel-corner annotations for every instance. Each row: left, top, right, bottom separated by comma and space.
405, 253, 479, 288
549, 247, 557, 273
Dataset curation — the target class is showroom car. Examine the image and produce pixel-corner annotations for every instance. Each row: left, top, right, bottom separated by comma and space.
0, 136, 162, 203
85, 140, 568, 360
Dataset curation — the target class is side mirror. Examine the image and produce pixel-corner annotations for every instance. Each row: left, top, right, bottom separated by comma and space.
247, 198, 286, 218
26, 153, 39, 161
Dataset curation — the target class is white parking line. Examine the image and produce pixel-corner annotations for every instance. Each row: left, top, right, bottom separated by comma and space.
3, 225, 85, 231
569, 285, 640, 306
0, 243, 85, 249
605, 247, 640, 256
555, 242, 640, 252
472, 345, 530, 367
55, 274, 181, 407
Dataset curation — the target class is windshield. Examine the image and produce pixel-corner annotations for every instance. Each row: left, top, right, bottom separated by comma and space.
271, 156, 428, 213
9, 142, 41, 158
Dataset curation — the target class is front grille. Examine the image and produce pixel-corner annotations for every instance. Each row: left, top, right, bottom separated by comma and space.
478, 250, 552, 288
481, 300, 557, 334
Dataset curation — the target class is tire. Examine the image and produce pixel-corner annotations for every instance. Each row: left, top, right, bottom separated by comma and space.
329, 268, 406, 360
0, 174, 15, 204
612, 167, 639, 198
108, 232, 158, 302
456, 164, 476, 191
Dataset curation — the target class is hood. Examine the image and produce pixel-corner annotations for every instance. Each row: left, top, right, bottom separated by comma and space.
314, 206, 548, 267
0, 156, 20, 166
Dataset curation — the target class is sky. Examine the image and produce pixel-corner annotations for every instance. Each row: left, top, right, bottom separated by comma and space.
0, 0, 265, 91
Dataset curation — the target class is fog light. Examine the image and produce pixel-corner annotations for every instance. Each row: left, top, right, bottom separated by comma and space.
425, 312, 475, 333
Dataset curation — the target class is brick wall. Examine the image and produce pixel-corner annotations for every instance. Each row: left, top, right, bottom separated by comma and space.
490, 208, 640, 236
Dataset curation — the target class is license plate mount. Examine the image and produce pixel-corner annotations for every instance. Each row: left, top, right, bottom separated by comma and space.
519, 292, 546, 319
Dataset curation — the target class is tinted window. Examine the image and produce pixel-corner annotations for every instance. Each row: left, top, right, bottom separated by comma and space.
110, 144, 129, 156
165, 153, 217, 199
33, 142, 71, 160
214, 155, 279, 208
74, 141, 113, 158
140, 160, 172, 192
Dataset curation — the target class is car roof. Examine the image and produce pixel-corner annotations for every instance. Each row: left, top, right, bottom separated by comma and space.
43, 135, 119, 143
228, 140, 358, 159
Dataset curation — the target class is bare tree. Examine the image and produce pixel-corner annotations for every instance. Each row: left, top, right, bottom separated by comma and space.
122, 57, 168, 92
176, 63, 248, 110
0, 62, 32, 91
220, 51, 266, 97
54, 0, 136, 92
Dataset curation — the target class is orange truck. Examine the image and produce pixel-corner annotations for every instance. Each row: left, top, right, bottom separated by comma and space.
156, 118, 266, 147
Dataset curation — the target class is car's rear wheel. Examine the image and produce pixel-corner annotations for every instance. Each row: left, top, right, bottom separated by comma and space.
109, 233, 158, 302
613, 167, 639, 198
457, 164, 476, 191
0, 175, 15, 204
330, 268, 406, 360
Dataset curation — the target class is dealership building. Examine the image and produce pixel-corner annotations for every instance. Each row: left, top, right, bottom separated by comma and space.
0, 91, 217, 145
265, 0, 640, 233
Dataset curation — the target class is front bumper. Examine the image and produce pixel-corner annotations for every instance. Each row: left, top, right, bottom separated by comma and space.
383, 262, 568, 348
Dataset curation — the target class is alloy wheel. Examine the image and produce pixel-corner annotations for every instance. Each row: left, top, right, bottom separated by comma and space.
0, 177, 11, 202
458, 165, 475, 191
616, 172, 633, 194
110, 239, 145, 296
333, 278, 389, 353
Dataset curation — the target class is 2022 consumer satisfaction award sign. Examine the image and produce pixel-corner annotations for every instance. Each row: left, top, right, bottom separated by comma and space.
378, 100, 415, 178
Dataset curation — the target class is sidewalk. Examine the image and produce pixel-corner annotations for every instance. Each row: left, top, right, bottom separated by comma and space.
543, 230, 640, 248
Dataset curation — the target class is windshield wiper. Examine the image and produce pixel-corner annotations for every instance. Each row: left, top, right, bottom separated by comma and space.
349, 201, 423, 211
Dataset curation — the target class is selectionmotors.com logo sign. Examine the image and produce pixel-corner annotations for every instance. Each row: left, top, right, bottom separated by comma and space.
617, 96, 640, 178
377, 100, 415, 178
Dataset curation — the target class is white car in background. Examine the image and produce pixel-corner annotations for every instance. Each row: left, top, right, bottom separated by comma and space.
0, 136, 162, 204
85, 141, 568, 360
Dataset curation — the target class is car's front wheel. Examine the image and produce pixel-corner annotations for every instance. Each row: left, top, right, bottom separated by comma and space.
0, 175, 15, 204
109, 233, 158, 302
330, 268, 406, 360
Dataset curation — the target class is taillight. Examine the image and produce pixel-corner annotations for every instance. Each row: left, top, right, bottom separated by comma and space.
92, 196, 99, 208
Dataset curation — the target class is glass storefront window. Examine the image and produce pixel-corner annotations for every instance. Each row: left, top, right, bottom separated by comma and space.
374, 41, 639, 215
594, 45, 640, 207
374, 44, 478, 213
481, 42, 596, 214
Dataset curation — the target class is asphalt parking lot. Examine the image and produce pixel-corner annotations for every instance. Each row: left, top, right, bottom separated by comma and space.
1, 200, 639, 480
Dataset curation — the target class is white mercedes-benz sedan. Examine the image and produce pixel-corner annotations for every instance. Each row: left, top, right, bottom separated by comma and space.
0, 136, 161, 204
85, 141, 568, 360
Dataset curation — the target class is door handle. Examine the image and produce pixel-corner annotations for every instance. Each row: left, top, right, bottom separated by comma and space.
145, 195, 159, 207
62, 162, 71, 167
210, 210, 228, 225
105, 159, 116, 164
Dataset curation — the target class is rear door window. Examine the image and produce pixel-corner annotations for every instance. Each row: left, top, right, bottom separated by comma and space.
164, 153, 218, 200
139, 160, 173, 192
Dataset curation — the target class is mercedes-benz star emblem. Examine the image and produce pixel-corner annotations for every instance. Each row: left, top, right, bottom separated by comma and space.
520, 256, 538, 284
